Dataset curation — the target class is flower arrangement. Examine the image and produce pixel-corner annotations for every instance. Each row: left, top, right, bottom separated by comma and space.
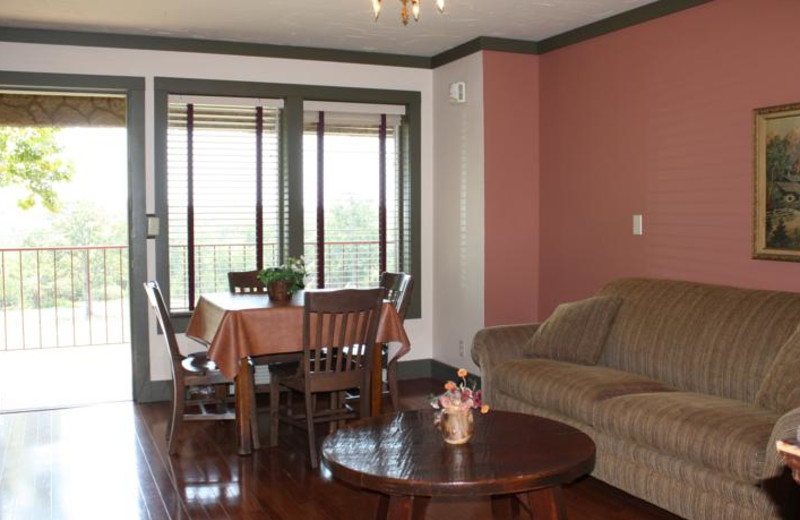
431, 368, 490, 414
257, 256, 307, 295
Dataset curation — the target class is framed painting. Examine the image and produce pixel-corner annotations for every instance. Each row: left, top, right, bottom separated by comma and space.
753, 102, 800, 261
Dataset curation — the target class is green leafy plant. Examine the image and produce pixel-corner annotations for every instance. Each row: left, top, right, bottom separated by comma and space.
257, 256, 307, 295
0, 127, 75, 211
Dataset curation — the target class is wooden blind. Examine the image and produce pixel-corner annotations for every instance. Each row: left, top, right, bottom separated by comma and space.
167, 99, 281, 311
302, 111, 402, 289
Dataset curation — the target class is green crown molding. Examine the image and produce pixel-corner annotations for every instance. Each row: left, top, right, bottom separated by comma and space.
537, 0, 714, 54
431, 37, 539, 69
0, 26, 432, 69
0, 0, 715, 69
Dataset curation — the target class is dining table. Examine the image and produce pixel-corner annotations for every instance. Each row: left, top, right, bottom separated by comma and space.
184, 290, 412, 455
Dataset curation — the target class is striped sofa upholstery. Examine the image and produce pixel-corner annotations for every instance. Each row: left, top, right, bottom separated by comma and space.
472, 278, 800, 520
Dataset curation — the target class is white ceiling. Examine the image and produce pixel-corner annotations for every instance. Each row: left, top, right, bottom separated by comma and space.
0, 0, 659, 57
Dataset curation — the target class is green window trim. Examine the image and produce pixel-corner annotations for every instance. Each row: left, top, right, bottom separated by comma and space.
153, 77, 421, 332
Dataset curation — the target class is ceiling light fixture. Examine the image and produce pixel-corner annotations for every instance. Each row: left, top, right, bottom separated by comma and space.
372, 0, 446, 26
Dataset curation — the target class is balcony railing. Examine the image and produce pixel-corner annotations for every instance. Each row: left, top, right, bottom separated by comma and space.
1, 240, 394, 348
0, 246, 129, 351
168, 240, 393, 312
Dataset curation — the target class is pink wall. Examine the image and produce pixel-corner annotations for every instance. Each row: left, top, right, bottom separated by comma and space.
483, 51, 540, 326
538, 0, 800, 317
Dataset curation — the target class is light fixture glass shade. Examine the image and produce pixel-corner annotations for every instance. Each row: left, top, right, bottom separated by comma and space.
374, 0, 445, 25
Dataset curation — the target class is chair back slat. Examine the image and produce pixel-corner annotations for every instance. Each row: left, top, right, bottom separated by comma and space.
228, 270, 267, 294
379, 272, 414, 322
336, 312, 350, 372
143, 281, 184, 380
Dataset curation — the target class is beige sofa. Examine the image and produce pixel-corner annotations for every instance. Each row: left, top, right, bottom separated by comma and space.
472, 278, 800, 520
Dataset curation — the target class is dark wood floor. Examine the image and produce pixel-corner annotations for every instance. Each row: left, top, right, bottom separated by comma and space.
0, 378, 683, 519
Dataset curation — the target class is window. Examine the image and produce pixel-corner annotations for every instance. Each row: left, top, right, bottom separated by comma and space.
166, 96, 282, 311
302, 103, 408, 289
155, 79, 421, 321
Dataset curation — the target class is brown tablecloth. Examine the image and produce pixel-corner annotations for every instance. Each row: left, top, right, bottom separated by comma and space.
185, 290, 411, 380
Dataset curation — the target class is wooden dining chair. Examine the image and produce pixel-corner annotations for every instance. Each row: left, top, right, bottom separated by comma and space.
227, 270, 267, 294
379, 272, 414, 410
144, 281, 257, 455
380, 272, 414, 322
269, 288, 384, 468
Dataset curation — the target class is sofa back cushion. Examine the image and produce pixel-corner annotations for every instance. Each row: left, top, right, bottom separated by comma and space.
757, 325, 800, 414
597, 278, 800, 403
524, 296, 621, 365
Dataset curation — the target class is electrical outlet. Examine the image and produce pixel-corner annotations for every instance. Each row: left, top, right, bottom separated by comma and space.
458, 340, 465, 357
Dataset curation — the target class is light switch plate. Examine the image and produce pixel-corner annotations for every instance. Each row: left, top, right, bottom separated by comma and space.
633, 214, 643, 236
147, 214, 160, 238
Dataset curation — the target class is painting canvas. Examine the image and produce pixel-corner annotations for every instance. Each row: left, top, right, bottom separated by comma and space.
753, 103, 800, 261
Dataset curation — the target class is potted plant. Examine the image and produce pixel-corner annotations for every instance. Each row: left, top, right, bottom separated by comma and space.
257, 256, 307, 302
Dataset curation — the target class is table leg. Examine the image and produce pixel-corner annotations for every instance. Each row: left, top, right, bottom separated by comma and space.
370, 342, 383, 417
524, 486, 567, 520
235, 358, 253, 456
382, 495, 429, 520
248, 360, 260, 451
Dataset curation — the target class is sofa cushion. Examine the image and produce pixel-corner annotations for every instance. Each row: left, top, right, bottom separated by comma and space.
493, 358, 674, 424
757, 324, 800, 414
524, 296, 621, 365
597, 278, 800, 402
594, 392, 780, 483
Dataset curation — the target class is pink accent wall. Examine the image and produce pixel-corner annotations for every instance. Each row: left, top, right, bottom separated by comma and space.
483, 50, 540, 326
538, 0, 800, 317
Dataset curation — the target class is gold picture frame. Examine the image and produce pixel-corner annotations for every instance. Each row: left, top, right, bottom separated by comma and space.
753, 102, 800, 261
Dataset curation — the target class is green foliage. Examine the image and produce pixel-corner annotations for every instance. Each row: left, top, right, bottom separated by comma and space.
23, 201, 127, 248
257, 256, 307, 295
0, 127, 74, 211
317, 196, 381, 288
326, 196, 378, 242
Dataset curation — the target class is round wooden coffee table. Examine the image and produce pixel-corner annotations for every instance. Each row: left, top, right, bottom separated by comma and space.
321, 409, 596, 519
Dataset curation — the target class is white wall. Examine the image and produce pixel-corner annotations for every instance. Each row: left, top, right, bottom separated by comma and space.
0, 41, 435, 381
432, 53, 484, 373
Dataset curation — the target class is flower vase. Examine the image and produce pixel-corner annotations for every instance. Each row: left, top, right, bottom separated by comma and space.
267, 281, 290, 302
438, 408, 474, 445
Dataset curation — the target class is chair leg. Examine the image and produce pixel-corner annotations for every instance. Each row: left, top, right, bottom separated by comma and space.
269, 377, 280, 448
329, 392, 338, 435
388, 359, 400, 412
338, 391, 347, 429
168, 383, 185, 455
305, 389, 318, 469
214, 384, 228, 415
359, 378, 371, 420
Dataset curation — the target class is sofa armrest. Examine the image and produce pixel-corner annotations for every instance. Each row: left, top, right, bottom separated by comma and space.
763, 406, 800, 480
471, 323, 540, 405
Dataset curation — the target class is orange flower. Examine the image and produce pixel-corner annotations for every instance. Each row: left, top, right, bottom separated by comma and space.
457, 368, 468, 379
481, 404, 490, 414
444, 381, 457, 392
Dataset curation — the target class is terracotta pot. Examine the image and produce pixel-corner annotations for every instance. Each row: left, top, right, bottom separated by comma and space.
267, 281, 291, 302
437, 408, 474, 445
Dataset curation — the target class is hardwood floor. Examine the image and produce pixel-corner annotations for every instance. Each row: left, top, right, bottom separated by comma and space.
0, 378, 683, 519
